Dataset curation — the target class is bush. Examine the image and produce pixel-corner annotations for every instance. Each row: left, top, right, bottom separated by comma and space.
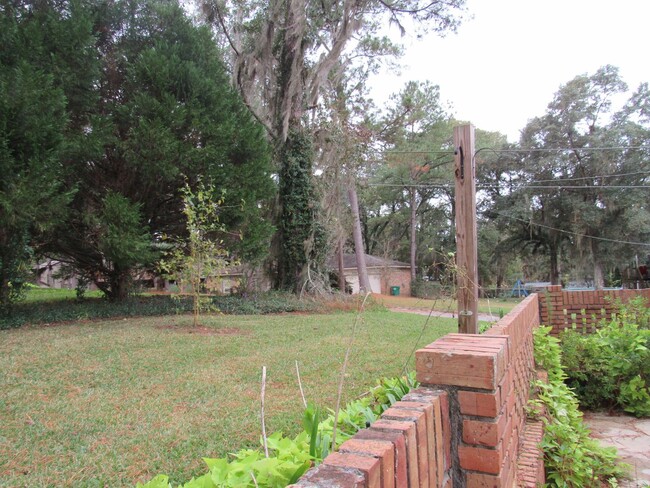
0, 292, 321, 329
560, 299, 650, 416
411, 279, 445, 299
532, 326, 626, 486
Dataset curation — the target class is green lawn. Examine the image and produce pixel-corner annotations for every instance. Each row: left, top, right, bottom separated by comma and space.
0, 310, 456, 487
22, 287, 104, 302
375, 293, 523, 316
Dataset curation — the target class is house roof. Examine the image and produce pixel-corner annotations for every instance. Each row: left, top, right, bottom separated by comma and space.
327, 253, 410, 270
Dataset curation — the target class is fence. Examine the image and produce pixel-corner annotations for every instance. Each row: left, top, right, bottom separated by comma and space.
539, 285, 650, 335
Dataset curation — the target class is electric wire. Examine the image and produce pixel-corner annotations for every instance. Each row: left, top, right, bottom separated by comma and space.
491, 211, 650, 247
366, 183, 650, 190
474, 145, 650, 156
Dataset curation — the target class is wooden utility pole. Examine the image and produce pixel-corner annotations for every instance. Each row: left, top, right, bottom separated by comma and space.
454, 125, 478, 334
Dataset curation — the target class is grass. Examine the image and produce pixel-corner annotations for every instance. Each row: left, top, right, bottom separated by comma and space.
0, 309, 456, 487
21, 287, 104, 303
375, 293, 523, 316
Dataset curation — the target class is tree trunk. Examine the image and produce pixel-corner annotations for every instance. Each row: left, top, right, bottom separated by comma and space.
0, 277, 10, 314
409, 187, 418, 283
549, 243, 560, 285
591, 239, 604, 290
348, 184, 371, 293
108, 268, 130, 302
337, 239, 346, 292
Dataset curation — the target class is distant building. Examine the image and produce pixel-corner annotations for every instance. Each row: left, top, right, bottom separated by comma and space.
329, 254, 412, 295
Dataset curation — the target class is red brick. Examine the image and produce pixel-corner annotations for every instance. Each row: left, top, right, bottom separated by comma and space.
324, 452, 381, 488
391, 401, 439, 487
458, 444, 503, 474
466, 471, 503, 488
381, 407, 429, 488
356, 429, 408, 488
416, 344, 504, 390
462, 411, 507, 447
289, 463, 365, 487
372, 419, 420, 488
339, 438, 395, 488
458, 390, 500, 417
438, 392, 451, 473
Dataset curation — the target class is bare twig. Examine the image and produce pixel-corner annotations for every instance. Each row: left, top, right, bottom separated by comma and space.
250, 471, 259, 488
260, 366, 269, 458
295, 360, 308, 408
331, 292, 371, 452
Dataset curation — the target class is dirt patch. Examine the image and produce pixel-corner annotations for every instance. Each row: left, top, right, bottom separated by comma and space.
155, 325, 248, 335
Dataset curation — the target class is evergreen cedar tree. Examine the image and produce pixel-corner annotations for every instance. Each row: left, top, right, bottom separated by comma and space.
0, 0, 275, 304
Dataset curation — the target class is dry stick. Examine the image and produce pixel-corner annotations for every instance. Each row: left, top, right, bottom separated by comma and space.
260, 366, 269, 458
295, 360, 307, 408
331, 292, 371, 453
250, 471, 260, 488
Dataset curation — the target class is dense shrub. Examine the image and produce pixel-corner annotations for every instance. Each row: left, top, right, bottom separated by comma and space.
532, 326, 626, 486
410, 279, 445, 299
0, 292, 321, 329
560, 298, 650, 416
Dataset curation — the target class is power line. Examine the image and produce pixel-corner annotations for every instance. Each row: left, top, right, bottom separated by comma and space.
474, 145, 650, 157
491, 211, 650, 247
384, 150, 455, 155
366, 183, 650, 190
478, 184, 650, 190
525, 171, 650, 184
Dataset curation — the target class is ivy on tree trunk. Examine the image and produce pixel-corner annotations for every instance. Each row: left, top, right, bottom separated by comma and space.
277, 130, 326, 292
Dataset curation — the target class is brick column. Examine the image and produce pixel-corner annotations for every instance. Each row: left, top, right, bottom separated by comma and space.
538, 285, 563, 333
416, 334, 513, 486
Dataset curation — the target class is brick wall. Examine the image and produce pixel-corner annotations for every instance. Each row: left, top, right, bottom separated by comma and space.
416, 294, 543, 487
291, 294, 545, 487
539, 285, 650, 335
289, 388, 452, 488
379, 268, 412, 297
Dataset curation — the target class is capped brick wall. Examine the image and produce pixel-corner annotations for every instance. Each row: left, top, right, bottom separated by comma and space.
291, 294, 546, 487
289, 388, 452, 488
539, 285, 650, 336
416, 293, 543, 487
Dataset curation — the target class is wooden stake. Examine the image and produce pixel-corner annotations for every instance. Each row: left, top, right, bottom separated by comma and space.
454, 125, 479, 334
260, 366, 269, 457
295, 360, 307, 408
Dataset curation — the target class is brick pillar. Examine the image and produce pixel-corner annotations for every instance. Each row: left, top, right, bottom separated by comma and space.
538, 285, 563, 334
416, 334, 514, 486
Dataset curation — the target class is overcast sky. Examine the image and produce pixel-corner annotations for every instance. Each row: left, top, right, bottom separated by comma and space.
371, 0, 650, 142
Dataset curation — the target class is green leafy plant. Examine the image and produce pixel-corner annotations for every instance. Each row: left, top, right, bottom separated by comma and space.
532, 326, 627, 487
619, 376, 650, 417
137, 373, 417, 488
560, 300, 650, 416
159, 180, 232, 327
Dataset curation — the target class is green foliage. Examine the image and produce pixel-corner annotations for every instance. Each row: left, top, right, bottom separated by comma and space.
487, 66, 650, 286
278, 129, 327, 292
532, 326, 626, 486
0, 9, 74, 313
160, 181, 231, 326
38, 0, 274, 302
411, 279, 444, 299
560, 300, 650, 416
0, 292, 319, 330
138, 373, 417, 488
98, 192, 156, 273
